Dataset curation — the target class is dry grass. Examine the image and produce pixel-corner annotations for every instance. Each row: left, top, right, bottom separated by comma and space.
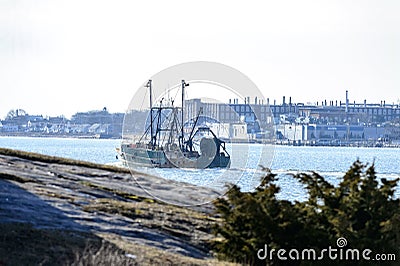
83, 198, 219, 253
0, 223, 135, 266
0, 223, 236, 266
100, 233, 238, 266
79, 180, 157, 203
0, 147, 130, 174
0, 172, 34, 183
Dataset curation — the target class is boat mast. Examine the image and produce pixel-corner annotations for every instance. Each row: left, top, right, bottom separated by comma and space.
145, 80, 154, 146
181, 80, 189, 151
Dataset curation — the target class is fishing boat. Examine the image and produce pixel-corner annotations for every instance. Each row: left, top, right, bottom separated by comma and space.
119, 80, 230, 169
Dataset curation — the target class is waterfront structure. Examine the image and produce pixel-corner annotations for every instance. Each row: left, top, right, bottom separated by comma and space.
186, 96, 400, 127
184, 93, 400, 143
0, 108, 124, 138
1, 92, 399, 142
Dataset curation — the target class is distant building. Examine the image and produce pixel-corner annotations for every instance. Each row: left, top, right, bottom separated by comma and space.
184, 95, 400, 142
2, 94, 399, 141
0, 121, 19, 132
70, 109, 124, 138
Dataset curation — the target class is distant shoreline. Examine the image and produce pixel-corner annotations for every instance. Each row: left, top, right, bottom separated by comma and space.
1, 132, 400, 148
0, 132, 121, 139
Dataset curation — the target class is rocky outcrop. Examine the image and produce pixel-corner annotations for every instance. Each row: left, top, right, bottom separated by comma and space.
0, 148, 229, 265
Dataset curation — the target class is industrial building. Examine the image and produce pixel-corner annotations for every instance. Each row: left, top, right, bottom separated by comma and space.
184, 91, 400, 144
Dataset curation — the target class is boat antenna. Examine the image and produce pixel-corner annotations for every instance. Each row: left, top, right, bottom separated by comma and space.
145, 80, 154, 146
186, 107, 203, 152
181, 80, 189, 150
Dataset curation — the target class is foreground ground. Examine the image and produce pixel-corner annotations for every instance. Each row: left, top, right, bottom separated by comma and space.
0, 148, 233, 265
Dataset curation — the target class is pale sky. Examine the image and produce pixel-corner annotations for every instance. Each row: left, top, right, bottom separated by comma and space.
1, 0, 399, 118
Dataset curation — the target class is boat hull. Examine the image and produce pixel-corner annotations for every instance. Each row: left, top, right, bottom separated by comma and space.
120, 145, 230, 169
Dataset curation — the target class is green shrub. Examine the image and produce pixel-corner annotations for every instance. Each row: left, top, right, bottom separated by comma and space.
213, 161, 399, 265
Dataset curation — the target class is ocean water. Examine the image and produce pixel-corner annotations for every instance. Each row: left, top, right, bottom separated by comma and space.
1, 136, 399, 200
0, 136, 120, 164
